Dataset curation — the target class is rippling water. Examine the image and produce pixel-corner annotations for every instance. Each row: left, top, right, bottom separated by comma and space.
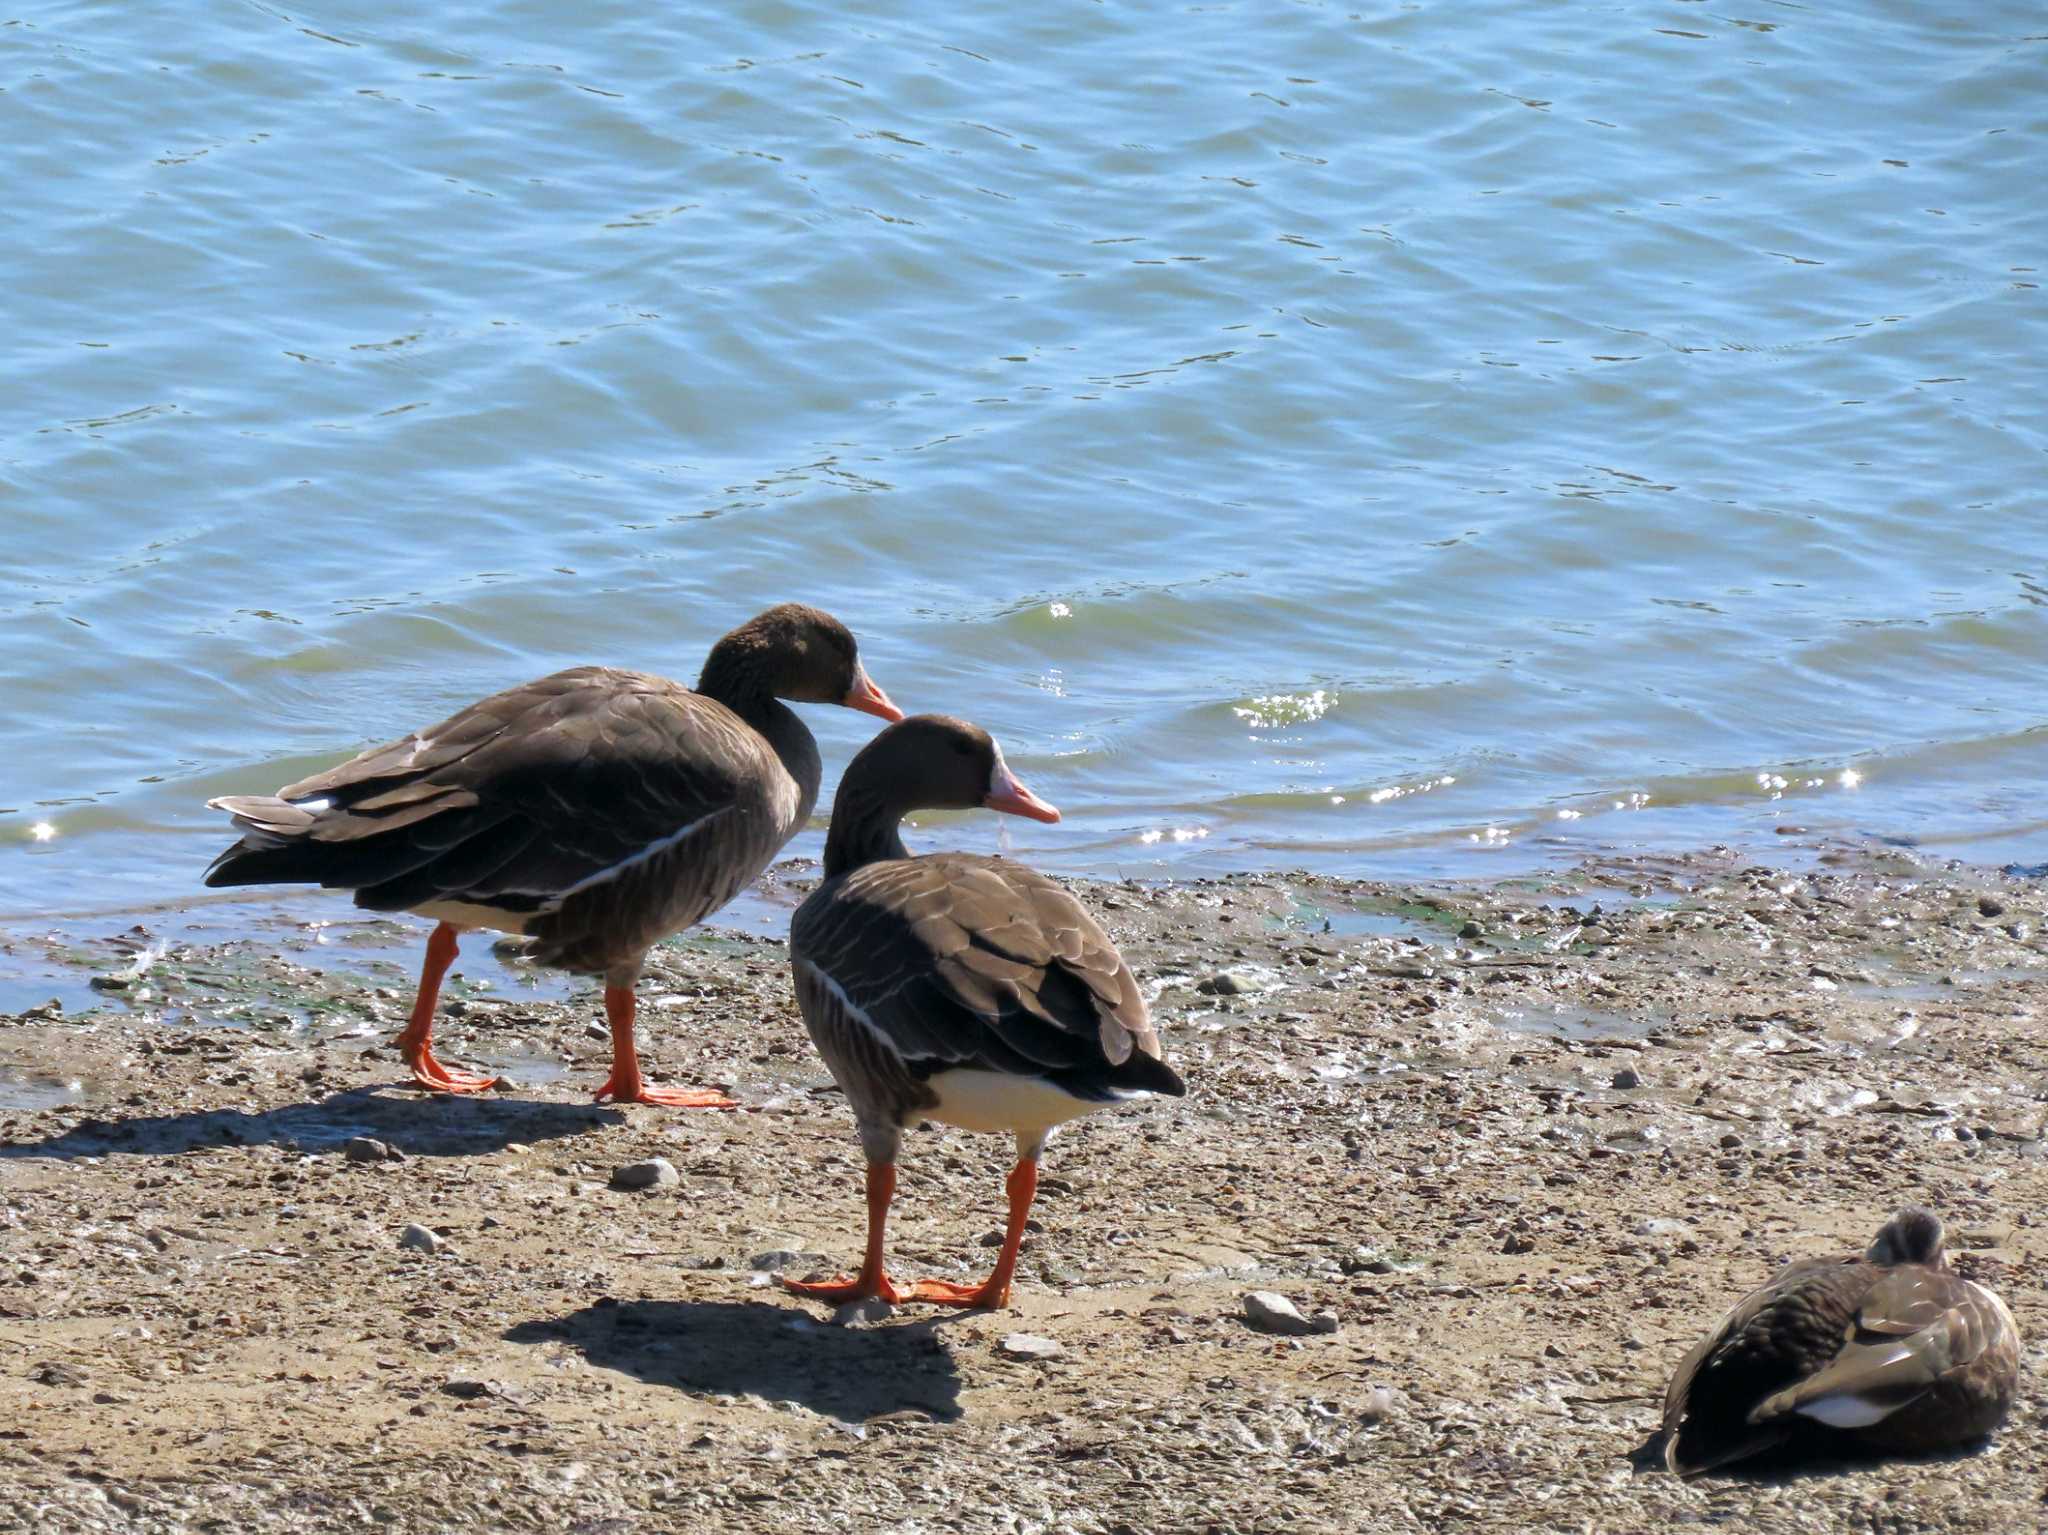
4, 0, 2044, 921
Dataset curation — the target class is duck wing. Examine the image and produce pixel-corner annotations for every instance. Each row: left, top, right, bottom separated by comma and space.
1661, 1257, 1867, 1477
793, 853, 1182, 1100
1751, 1265, 2014, 1432
206, 668, 764, 923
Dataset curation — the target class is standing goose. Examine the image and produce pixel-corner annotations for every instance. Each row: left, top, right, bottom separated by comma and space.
1659, 1206, 2020, 1477
205, 604, 901, 1106
783, 714, 1185, 1309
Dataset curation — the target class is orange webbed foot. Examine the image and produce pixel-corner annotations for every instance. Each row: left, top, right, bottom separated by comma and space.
590, 1074, 735, 1109
404, 1047, 502, 1095
781, 1270, 904, 1305
903, 1277, 1013, 1310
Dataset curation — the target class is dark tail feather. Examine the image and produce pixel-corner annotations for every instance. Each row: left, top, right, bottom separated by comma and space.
354, 822, 539, 913
1114, 1049, 1186, 1098
204, 824, 460, 893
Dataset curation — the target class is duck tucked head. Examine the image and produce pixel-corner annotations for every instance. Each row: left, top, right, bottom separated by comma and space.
1867, 1206, 1947, 1267
825, 714, 1059, 876
699, 604, 901, 720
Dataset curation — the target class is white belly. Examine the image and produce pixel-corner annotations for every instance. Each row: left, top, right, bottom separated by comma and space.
412, 900, 534, 936
923, 1068, 1099, 1144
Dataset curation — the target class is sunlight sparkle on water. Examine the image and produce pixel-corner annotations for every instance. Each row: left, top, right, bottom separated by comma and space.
1138, 826, 1211, 845
1233, 689, 1334, 729
29, 822, 56, 842
1367, 774, 1456, 806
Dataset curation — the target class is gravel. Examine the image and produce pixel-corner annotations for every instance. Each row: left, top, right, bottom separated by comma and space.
2, 853, 2043, 1533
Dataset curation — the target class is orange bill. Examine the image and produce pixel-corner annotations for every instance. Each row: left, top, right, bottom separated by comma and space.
843, 664, 905, 722
985, 757, 1060, 823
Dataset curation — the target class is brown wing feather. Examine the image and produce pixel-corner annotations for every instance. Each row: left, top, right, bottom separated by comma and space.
1665, 1253, 2021, 1474
792, 853, 1182, 1100
205, 669, 785, 954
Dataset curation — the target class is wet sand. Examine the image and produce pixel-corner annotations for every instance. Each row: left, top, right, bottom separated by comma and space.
2, 846, 2043, 1532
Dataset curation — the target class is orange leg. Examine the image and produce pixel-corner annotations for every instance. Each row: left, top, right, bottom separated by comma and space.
390, 923, 501, 1094
590, 984, 735, 1108
783, 1162, 905, 1304
905, 1157, 1038, 1310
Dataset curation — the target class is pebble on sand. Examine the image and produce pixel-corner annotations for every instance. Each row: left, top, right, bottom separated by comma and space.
1358, 1386, 1401, 1425
398, 1223, 443, 1254
1242, 1291, 1339, 1337
611, 1157, 680, 1190
998, 1333, 1065, 1361
830, 1297, 896, 1328
344, 1136, 394, 1164
1198, 970, 1256, 996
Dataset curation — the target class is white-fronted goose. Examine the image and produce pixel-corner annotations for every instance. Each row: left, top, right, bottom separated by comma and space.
782, 714, 1185, 1309
1660, 1206, 2020, 1476
205, 604, 902, 1106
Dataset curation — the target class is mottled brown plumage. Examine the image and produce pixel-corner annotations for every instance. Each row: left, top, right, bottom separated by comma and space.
1660, 1207, 2020, 1477
783, 715, 1184, 1311
205, 604, 900, 1103
794, 853, 1178, 1131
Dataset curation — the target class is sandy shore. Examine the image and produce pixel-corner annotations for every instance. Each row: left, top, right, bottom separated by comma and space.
2, 845, 2043, 1533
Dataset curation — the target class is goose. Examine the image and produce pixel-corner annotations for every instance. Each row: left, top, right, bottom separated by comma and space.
205, 604, 901, 1106
781, 714, 1185, 1309
1660, 1206, 2020, 1476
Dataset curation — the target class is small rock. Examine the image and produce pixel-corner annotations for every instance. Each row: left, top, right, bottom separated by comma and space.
998, 1332, 1064, 1361
1358, 1386, 1401, 1425
2006, 922, 2032, 943
830, 1297, 896, 1328
441, 1376, 497, 1400
344, 1136, 393, 1164
1718, 1132, 1744, 1149
612, 1157, 679, 1190
1198, 970, 1255, 997
1501, 1232, 1535, 1255
32, 1361, 85, 1387
1635, 1218, 1687, 1238
1458, 921, 1483, 940
1978, 895, 2006, 918
1612, 1067, 1642, 1090
1579, 926, 1612, 946
87, 974, 130, 992
1242, 1290, 1321, 1337
399, 1223, 442, 1254
1308, 1310, 1342, 1335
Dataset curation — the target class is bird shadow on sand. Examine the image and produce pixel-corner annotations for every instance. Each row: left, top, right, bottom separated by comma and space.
0, 1084, 621, 1162
505, 1298, 966, 1423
